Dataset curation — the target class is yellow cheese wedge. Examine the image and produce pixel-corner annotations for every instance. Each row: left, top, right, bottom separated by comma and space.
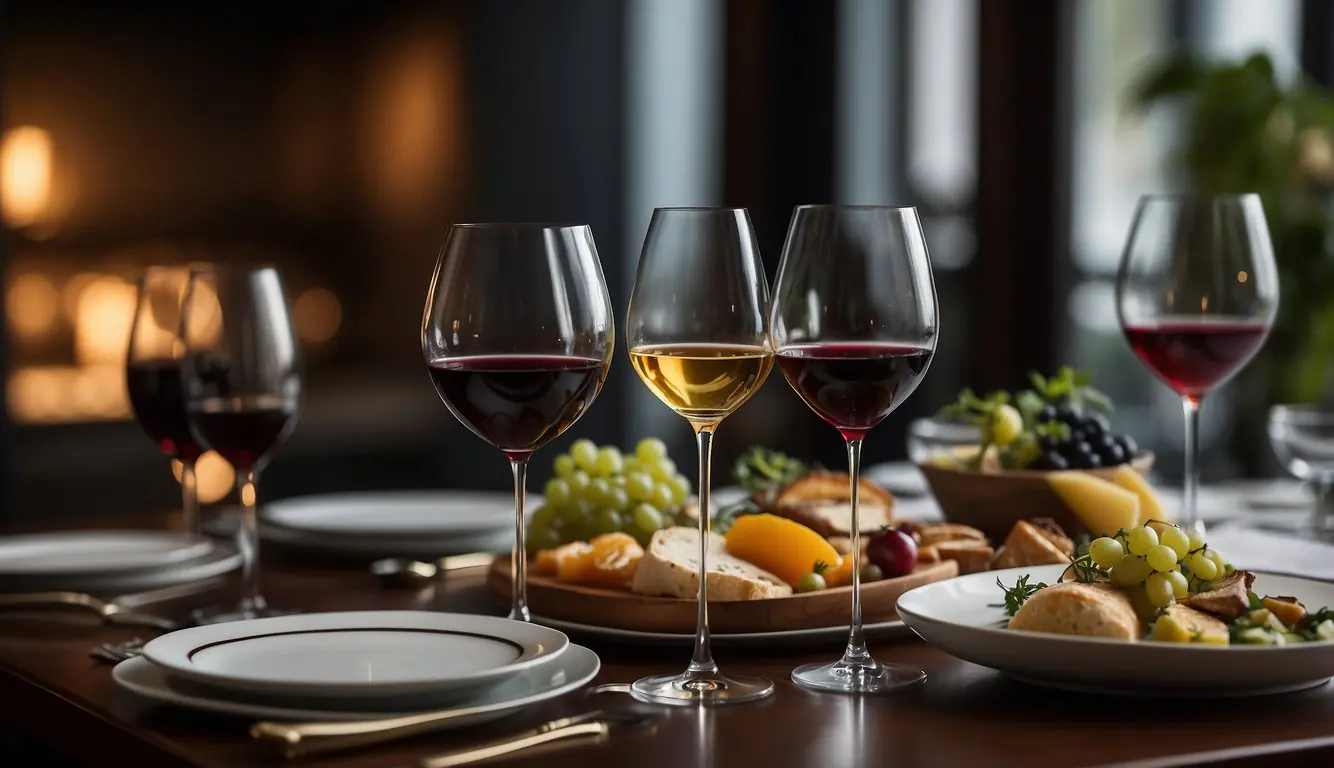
1047, 471, 1140, 537
1109, 464, 1167, 527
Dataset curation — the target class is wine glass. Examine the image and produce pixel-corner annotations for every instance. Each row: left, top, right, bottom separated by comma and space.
181, 264, 302, 619
422, 224, 614, 622
626, 207, 775, 705
1268, 405, 1334, 539
127, 265, 207, 535
770, 205, 938, 693
1115, 194, 1279, 534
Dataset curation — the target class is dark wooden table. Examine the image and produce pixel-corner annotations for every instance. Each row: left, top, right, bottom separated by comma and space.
3, 514, 1334, 768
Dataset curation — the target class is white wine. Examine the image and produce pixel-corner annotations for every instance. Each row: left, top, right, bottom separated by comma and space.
629, 343, 773, 424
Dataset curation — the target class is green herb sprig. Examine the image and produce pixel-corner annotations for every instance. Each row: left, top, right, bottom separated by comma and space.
996, 574, 1049, 616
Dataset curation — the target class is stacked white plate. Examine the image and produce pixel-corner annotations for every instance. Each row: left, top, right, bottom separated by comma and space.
114, 611, 599, 722
0, 531, 241, 594
259, 491, 515, 558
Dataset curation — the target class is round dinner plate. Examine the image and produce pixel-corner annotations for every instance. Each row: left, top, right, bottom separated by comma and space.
532, 615, 911, 648
897, 564, 1334, 696
261, 491, 514, 539
143, 611, 569, 702
114, 643, 600, 722
0, 532, 213, 578
0, 542, 242, 594
259, 522, 513, 559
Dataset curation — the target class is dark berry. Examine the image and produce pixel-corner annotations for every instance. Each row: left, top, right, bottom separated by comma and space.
1031, 450, 1069, 471
1083, 451, 1103, 469
1039, 434, 1061, 451
1087, 413, 1111, 436
1062, 440, 1093, 466
1038, 405, 1059, 423
1117, 434, 1138, 459
1098, 441, 1126, 466
1069, 429, 1086, 444
1055, 406, 1077, 425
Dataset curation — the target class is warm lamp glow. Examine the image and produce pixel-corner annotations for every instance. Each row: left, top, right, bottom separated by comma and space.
293, 287, 342, 343
7, 364, 129, 423
6, 272, 61, 341
1, 126, 52, 227
172, 451, 236, 504
74, 276, 137, 366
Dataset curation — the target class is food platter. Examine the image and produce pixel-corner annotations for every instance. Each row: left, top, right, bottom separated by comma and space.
898, 564, 1334, 696
487, 556, 957, 634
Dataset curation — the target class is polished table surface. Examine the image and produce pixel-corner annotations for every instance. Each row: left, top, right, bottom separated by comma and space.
2, 514, 1334, 768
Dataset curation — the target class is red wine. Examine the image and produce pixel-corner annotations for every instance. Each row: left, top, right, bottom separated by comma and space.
126, 360, 204, 464
188, 396, 298, 473
776, 343, 933, 440
1123, 320, 1270, 398
427, 355, 607, 460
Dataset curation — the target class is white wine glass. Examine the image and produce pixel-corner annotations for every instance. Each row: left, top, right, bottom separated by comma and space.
626, 207, 774, 705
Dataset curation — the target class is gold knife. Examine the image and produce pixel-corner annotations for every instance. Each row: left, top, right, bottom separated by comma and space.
253, 705, 654, 760
414, 720, 609, 768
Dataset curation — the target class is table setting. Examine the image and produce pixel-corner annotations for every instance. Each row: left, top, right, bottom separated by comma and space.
4, 199, 1334, 768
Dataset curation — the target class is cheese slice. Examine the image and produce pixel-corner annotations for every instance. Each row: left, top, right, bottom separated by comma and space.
1047, 471, 1140, 536
772, 502, 891, 536
630, 526, 792, 601
1108, 464, 1167, 526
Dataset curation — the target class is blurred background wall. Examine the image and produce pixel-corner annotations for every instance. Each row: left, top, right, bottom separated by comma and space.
1, 0, 1331, 523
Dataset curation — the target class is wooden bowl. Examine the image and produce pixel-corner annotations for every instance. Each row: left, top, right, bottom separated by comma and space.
487, 557, 958, 633
916, 452, 1155, 542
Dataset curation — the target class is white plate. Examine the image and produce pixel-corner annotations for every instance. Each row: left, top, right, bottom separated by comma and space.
114, 643, 599, 722
259, 523, 513, 559
0, 532, 213, 577
897, 564, 1334, 696
532, 615, 911, 648
0, 543, 242, 594
262, 492, 513, 539
865, 461, 930, 497
143, 611, 569, 702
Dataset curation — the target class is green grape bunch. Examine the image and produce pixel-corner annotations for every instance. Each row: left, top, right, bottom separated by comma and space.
527, 438, 694, 551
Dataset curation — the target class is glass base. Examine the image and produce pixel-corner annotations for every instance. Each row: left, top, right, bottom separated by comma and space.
193, 598, 298, 625
791, 658, 925, 694
631, 670, 774, 706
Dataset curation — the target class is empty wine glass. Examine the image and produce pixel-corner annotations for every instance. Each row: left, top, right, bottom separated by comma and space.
770, 205, 938, 693
422, 224, 614, 622
127, 265, 206, 535
1268, 405, 1334, 539
626, 207, 774, 705
1115, 194, 1279, 533
181, 264, 302, 619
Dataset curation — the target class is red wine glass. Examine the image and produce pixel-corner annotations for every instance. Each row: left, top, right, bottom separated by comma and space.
770, 205, 938, 694
127, 265, 207, 535
181, 264, 302, 619
1115, 194, 1279, 534
422, 224, 614, 622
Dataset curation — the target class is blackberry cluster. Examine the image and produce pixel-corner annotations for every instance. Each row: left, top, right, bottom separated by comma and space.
1030, 405, 1138, 471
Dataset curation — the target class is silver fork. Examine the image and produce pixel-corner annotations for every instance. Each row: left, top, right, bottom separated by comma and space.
91, 638, 148, 664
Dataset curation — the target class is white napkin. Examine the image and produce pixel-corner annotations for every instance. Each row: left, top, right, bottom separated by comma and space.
1206, 523, 1334, 581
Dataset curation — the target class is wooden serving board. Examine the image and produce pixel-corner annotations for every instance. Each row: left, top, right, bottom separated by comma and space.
487, 557, 958, 634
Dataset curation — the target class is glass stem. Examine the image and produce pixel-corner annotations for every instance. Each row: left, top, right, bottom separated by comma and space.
687, 424, 719, 677
509, 458, 531, 622
1314, 478, 1333, 535
1181, 397, 1201, 535
842, 438, 871, 666
239, 470, 264, 611
180, 461, 200, 536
